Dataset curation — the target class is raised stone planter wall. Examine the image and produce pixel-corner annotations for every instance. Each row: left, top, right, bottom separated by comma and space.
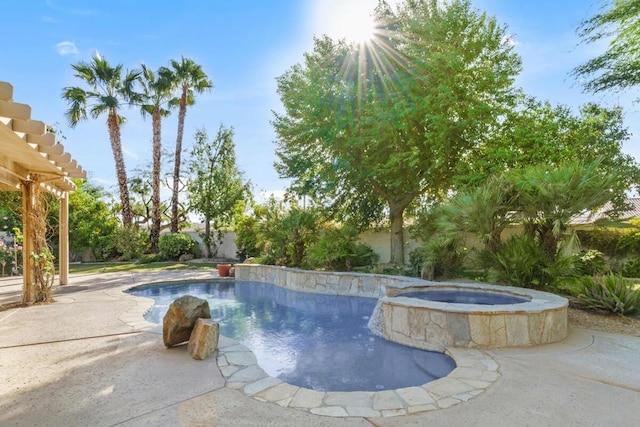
234, 264, 426, 298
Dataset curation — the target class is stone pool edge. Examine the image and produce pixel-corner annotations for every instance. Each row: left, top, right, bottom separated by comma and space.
217, 334, 500, 418
116, 277, 502, 419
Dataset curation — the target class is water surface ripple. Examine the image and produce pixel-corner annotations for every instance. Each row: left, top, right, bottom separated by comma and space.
130, 280, 456, 392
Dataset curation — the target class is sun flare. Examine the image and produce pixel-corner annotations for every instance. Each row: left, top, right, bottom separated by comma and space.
340, 11, 376, 43
311, 0, 378, 43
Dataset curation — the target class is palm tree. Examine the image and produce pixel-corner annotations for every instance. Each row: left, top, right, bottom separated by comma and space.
166, 57, 213, 232
63, 54, 140, 227
139, 64, 173, 251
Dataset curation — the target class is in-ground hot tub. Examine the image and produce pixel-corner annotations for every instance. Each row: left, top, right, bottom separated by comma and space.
369, 283, 568, 351
396, 289, 530, 305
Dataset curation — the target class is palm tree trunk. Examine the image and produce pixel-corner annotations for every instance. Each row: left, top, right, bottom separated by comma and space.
150, 108, 162, 251
170, 92, 188, 232
108, 111, 132, 226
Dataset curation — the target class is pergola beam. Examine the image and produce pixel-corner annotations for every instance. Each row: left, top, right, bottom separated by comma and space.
0, 80, 87, 302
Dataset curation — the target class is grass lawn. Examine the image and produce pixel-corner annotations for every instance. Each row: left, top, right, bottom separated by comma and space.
68, 261, 219, 274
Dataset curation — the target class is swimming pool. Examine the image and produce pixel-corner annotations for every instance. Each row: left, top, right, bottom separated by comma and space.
129, 280, 456, 392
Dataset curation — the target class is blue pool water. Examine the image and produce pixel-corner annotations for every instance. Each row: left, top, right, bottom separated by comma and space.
129, 280, 456, 392
398, 289, 529, 305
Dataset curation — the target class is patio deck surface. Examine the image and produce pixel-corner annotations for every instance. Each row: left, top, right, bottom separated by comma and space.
1, 271, 638, 426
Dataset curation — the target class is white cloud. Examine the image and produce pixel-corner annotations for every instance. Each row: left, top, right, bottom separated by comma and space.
122, 146, 139, 161
91, 177, 115, 186
56, 41, 78, 55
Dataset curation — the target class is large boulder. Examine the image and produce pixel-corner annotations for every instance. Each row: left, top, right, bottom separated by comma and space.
187, 318, 220, 360
163, 295, 211, 347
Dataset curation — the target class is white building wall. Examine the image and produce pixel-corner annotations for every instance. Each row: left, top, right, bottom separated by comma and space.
357, 230, 422, 264
183, 226, 238, 260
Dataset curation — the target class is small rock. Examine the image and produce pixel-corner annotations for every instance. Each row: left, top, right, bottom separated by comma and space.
188, 318, 220, 360
229, 267, 235, 277
163, 295, 211, 347
179, 253, 195, 262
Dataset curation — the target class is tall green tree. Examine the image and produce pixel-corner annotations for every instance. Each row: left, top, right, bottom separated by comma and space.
127, 166, 154, 227
166, 57, 213, 233
573, 0, 640, 99
187, 126, 249, 258
67, 179, 119, 261
456, 97, 640, 207
273, 0, 521, 264
62, 54, 141, 226
139, 64, 173, 252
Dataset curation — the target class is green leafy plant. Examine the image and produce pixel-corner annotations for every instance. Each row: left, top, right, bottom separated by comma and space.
307, 226, 378, 271
480, 235, 546, 287
91, 235, 118, 262
577, 273, 640, 316
573, 249, 609, 276
0, 241, 14, 277
158, 233, 196, 260
477, 234, 575, 289
622, 256, 640, 278
138, 253, 165, 264
114, 226, 150, 261
410, 235, 466, 280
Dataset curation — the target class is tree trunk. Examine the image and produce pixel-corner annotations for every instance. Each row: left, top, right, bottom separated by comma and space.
538, 219, 560, 260
150, 108, 162, 252
170, 91, 188, 233
204, 219, 212, 258
389, 203, 407, 265
107, 111, 132, 226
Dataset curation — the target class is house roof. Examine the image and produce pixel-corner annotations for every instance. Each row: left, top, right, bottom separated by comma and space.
570, 198, 640, 225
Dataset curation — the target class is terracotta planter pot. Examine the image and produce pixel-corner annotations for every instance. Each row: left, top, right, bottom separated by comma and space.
217, 264, 232, 277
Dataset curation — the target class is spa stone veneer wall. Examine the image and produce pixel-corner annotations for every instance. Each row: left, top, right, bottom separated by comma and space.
373, 286, 568, 352
233, 264, 568, 350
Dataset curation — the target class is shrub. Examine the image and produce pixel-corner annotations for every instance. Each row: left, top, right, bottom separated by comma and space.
113, 226, 150, 261
617, 230, 640, 256
410, 235, 466, 280
138, 253, 164, 264
576, 227, 640, 258
158, 233, 196, 260
622, 256, 640, 278
91, 234, 118, 261
307, 226, 378, 271
477, 234, 575, 289
577, 273, 640, 315
573, 250, 609, 276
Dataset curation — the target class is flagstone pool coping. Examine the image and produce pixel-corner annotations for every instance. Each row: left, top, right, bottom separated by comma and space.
121, 276, 503, 418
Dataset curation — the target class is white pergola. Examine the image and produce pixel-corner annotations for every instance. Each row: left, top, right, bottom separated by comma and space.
0, 81, 86, 303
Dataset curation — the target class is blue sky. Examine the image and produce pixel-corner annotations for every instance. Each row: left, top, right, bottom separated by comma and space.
2, 0, 638, 201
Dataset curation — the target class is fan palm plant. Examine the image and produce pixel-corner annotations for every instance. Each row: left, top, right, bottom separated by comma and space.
513, 158, 618, 259
139, 64, 173, 251
166, 57, 213, 232
62, 54, 141, 226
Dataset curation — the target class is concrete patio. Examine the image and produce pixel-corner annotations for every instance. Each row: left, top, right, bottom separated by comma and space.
1, 271, 639, 426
